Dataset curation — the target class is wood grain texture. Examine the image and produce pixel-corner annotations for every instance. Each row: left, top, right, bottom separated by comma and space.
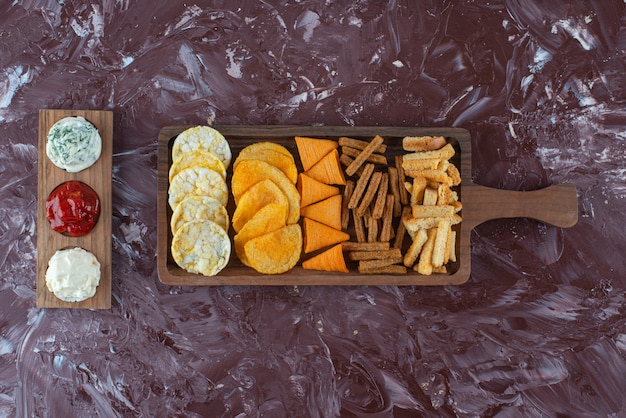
157, 125, 578, 286
37, 109, 112, 308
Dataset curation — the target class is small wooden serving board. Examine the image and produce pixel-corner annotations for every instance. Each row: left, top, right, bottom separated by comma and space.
36, 109, 113, 308
157, 125, 578, 286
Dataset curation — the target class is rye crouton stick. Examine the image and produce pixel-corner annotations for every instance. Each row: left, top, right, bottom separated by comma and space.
345, 135, 385, 176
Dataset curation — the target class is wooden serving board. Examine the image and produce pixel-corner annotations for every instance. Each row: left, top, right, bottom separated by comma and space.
36, 109, 113, 308
157, 125, 578, 286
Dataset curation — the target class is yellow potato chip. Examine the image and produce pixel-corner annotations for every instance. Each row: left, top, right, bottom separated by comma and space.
244, 224, 302, 274
168, 166, 228, 210
234, 203, 288, 266
172, 126, 232, 168
171, 220, 231, 276
231, 179, 288, 233
170, 196, 229, 235
231, 160, 300, 224
169, 150, 226, 182
234, 143, 298, 184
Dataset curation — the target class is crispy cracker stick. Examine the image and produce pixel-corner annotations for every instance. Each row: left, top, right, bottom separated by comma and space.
422, 187, 439, 206
447, 164, 461, 186
339, 152, 353, 168
415, 228, 437, 275
402, 143, 455, 162
387, 167, 401, 217
393, 207, 411, 249
403, 214, 462, 234
444, 224, 452, 264
342, 180, 355, 230
359, 264, 408, 275
371, 172, 388, 219
342, 146, 388, 165
353, 209, 366, 243
339, 137, 387, 153
379, 194, 394, 242
395, 155, 408, 205
431, 219, 451, 268
411, 205, 455, 218
403, 228, 428, 267
342, 241, 389, 252
448, 230, 457, 262
359, 256, 403, 270
348, 248, 402, 261
402, 158, 441, 172
356, 171, 382, 217
367, 217, 379, 242
409, 169, 452, 185
348, 163, 374, 209
437, 159, 450, 172
410, 176, 427, 206
345, 135, 384, 176
437, 183, 452, 206
402, 136, 447, 151
339, 153, 365, 177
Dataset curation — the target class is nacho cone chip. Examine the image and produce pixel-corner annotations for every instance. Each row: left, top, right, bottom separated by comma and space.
303, 218, 350, 254
304, 149, 346, 185
295, 136, 338, 171
297, 174, 340, 207
300, 194, 343, 230
302, 244, 349, 273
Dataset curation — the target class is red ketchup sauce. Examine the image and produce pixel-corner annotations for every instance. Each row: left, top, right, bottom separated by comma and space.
46, 181, 100, 237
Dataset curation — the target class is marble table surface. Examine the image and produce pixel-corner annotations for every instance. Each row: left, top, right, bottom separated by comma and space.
1, 1, 625, 416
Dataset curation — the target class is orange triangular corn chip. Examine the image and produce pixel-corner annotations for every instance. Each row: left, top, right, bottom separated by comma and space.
300, 194, 342, 230
297, 173, 340, 207
304, 149, 346, 185
302, 244, 348, 273
303, 217, 350, 254
295, 136, 338, 171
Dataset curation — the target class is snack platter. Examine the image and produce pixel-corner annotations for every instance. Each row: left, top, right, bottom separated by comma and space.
36, 109, 112, 308
158, 125, 577, 286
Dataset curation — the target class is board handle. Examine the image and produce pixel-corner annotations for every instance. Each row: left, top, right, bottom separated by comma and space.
463, 183, 578, 229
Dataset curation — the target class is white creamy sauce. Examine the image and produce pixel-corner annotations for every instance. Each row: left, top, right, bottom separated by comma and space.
46, 116, 102, 172
45, 247, 101, 302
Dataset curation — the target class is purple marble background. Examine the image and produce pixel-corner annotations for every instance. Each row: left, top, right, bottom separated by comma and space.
1, 1, 625, 416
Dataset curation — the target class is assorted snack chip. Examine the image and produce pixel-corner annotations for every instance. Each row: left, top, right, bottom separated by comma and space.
231, 159, 300, 224
168, 126, 232, 276
171, 126, 232, 168
171, 220, 230, 276
296, 137, 350, 272
231, 142, 302, 274
165, 127, 462, 278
